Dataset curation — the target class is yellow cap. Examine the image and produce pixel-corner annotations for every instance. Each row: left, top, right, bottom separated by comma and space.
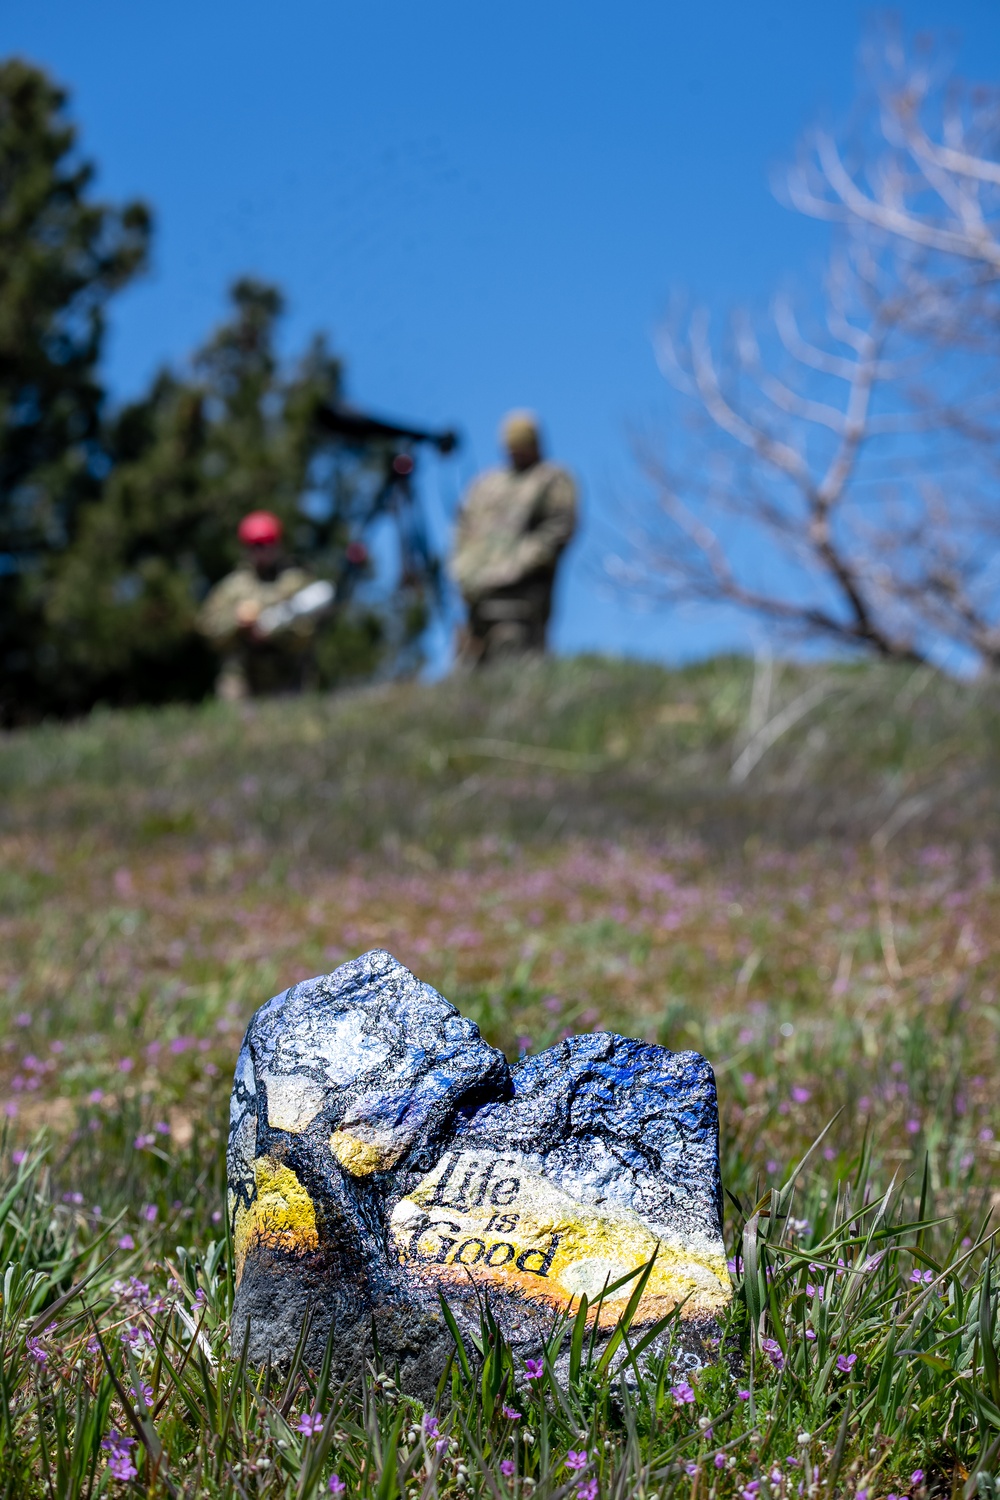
500, 410, 540, 451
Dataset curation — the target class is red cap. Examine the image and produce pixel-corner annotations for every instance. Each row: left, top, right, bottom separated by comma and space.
238, 510, 283, 547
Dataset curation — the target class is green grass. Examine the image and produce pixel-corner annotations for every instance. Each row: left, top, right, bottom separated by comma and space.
2, 654, 1000, 1496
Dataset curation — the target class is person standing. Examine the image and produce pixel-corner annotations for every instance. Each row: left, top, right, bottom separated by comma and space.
451, 411, 577, 665
197, 511, 319, 700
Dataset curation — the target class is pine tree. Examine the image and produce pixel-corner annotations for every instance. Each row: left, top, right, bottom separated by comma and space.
0, 59, 150, 718
45, 279, 386, 708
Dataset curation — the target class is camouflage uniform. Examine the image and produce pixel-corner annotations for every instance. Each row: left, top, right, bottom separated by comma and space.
451, 461, 577, 664
197, 564, 316, 699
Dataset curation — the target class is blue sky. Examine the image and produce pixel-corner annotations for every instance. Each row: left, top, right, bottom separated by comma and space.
7, 0, 1000, 664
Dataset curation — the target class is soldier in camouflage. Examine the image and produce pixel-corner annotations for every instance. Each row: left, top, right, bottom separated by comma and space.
197, 511, 318, 700
451, 411, 577, 665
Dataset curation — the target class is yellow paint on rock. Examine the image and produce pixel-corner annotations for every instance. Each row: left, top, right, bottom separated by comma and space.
330, 1129, 403, 1176
232, 1157, 318, 1286
390, 1149, 730, 1328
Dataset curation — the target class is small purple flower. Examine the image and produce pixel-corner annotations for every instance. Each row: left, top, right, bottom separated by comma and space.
117, 1235, 135, 1251
141, 1204, 157, 1224
102, 1430, 137, 1482
791, 1087, 811, 1104
805, 1283, 823, 1300
502, 1405, 521, 1420
565, 1450, 588, 1471
856, 1490, 868, 1500
737, 1389, 751, 1400
761, 1337, 785, 1371
296, 1412, 324, 1437
911, 1471, 925, 1486
577, 1482, 598, 1500
836, 1353, 857, 1373
524, 1358, 544, 1380
423, 1416, 440, 1439
686, 1462, 699, 1475
121, 1324, 153, 1354
328, 1477, 346, 1496
715, 1453, 727, 1469
11, 1149, 25, 1165
671, 1380, 696, 1404
129, 1382, 153, 1407
501, 1460, 516, 1478
26, 1336, 47, 1364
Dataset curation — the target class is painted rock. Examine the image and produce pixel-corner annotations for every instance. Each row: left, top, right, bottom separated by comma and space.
228, 950, 730, 1397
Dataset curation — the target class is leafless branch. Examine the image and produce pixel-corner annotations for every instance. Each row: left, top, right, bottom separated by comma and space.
612, 27, 1000, 673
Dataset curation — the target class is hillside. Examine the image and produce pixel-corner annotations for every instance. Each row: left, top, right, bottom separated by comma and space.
1, 655, 998, 1494
3, 654, 999, 860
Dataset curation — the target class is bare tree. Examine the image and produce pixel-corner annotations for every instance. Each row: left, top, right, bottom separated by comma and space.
613, 29, 1000, 670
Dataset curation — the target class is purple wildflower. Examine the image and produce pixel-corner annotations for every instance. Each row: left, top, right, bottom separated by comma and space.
502, 1405, 521, 1420
737, 1389, 751, 1400
686, 1462, 699, 1475
296, 1412, 324, 1437
577, 1482, 598, 1500
26, 1336, 47, 1364
130, 1382, 154, 1407
761, 1336, 785, 1371
117, 1235, 135, 1250
102, 1430, 138, 1482
423, 1416, 440, 1439
524, 1358, 544, 1380
715, 1453, 727, 1469
836, 1353, 857, 1373
911, 1472, 925, 1486
791, 1087, 811, 1103
328, 1477, 346, 1496
120, 1325, 151, 1355
671, 1380, 696, 1404
565, 1449, 588, 1470
501, 1460, 516, 1478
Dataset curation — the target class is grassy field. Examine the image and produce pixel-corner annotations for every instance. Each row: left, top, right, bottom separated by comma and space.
2, 655, 1000, 1497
